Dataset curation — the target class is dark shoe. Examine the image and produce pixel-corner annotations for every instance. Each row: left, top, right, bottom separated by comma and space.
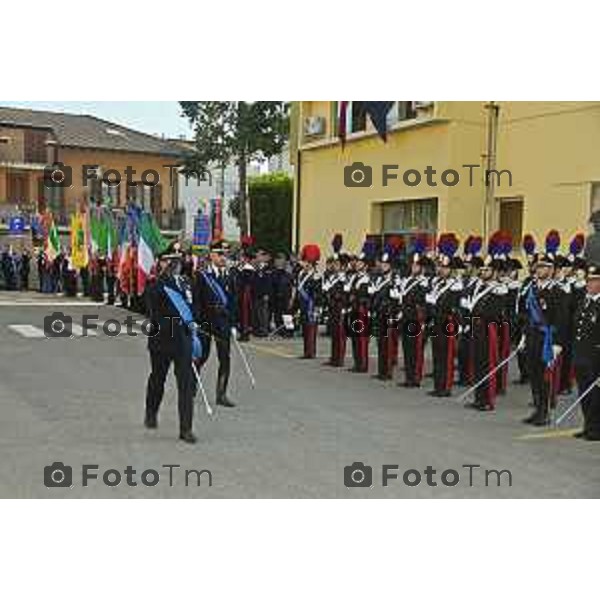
477, 404, 495, 412
532, 415, 550, 427
179, 431, 197, 444
217, 396, 236, 408
465, 400, 484, 410
428, 389, 450, 397
144, 414, 158, 429
584, 434, 600, 441
522, 411, 538, 424
573, 430, 587, 439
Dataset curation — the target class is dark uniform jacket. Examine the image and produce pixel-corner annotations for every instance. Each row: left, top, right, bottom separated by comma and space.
192, 265, 237, 336
427, 276, 463, 332
525, 279, 569, 358
144, 273, 195, 356
271, 267, 294, 313
399, 274, 429, 322
573, 293, 600, 370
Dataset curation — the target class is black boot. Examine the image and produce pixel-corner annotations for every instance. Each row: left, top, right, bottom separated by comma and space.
216, 374, 235, 407
531, 404, 550, 426
144, 413, 158, 429
179, 431, 197, 444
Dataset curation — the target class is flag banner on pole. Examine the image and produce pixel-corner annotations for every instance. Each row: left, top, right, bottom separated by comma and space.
193, 205, 212, 251
361, 101, 394, 141
136, 210, 168, 293
45, 215, 60, 262
211, 197, 223, 242
338, 101, 349, 148
70, 212, 88, 269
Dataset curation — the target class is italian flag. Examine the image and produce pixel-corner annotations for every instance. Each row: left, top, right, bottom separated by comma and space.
137, 212, 167, 293
45, 218, 60, 262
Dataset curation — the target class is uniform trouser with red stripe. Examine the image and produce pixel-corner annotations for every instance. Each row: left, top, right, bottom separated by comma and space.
302, 322, 318, 358
377, 316, 395, 379
391, 326, 399, 366
402, 312, 426, 385
351, 307, 369, 372
238, 287, 253, 340
496, 321, 511, 394
432, 316, 458, 393
474, 322, 499, 408
330, 319, 347, 366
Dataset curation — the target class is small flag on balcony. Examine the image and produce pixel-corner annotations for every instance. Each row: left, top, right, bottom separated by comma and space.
338, 101, 349, 148
362, 101, 394, 142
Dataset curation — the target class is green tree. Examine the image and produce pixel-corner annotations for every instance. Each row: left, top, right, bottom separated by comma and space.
179, 101, 289, 236
248, 172, 293, 254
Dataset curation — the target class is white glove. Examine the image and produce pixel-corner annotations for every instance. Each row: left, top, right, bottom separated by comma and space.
552, 345, 563, 361
230, 326, 238, 339
283, 314, 295, 330
425, 293, 436, 305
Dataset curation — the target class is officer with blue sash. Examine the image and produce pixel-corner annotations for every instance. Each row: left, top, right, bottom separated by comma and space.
144, 244, 201, 443
523, 249, 568, 426
193, 241, 237, 407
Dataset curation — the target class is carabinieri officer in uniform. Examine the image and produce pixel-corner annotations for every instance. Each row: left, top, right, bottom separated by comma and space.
193, 240, 237, 408
573, 241, 600, 440
144, 243, 202, 444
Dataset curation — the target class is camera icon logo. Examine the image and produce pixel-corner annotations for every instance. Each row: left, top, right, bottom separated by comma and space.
44, 462, 73, 488
344, 162, 372, 188
44, 312, 73, 338
43, 161, 73, 188
344, 462, 373, 488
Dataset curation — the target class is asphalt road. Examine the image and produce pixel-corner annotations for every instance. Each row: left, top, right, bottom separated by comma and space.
0, 290, 598, 498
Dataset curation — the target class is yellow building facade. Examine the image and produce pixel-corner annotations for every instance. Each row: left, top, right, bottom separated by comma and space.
291, 101, 600, 255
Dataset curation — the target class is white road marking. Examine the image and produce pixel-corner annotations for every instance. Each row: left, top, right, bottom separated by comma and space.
71, 324, 97, 337
8, 325, 46, 338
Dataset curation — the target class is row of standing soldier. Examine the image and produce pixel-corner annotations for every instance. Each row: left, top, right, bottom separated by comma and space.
293, 225, 599, 441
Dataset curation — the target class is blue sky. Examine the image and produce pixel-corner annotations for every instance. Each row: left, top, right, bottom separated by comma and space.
0, 101, 193, 139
